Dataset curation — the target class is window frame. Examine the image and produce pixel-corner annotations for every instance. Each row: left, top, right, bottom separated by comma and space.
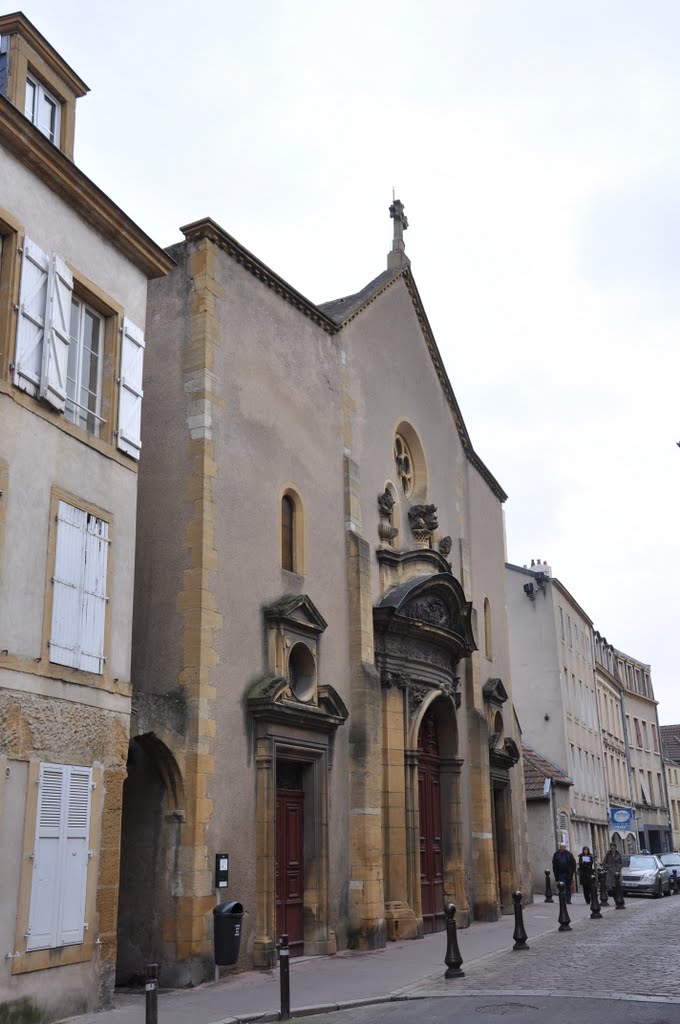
42, 487, 114, 688
65, 293, 105, 437
24, 71, 62, 147
280, 486, 305, 576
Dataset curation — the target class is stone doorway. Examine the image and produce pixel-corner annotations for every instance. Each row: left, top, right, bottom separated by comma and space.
491, 781, 514, 913
116, 734, 185, 986
276, 761, 305, 956
418, 706, 445, 934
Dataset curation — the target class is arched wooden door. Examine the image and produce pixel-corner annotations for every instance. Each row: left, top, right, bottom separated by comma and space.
418, 707, 445, 933
276, 761, 305, 956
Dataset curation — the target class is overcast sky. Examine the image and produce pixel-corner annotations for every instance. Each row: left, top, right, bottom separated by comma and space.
21, 1, 680, 721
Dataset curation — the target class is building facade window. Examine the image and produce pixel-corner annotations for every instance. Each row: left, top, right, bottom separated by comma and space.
26, 763, 92, 950
24, 73, 61, 146
281, 494, 295, 572
393, 433, 414, 497
49, 499, 109, 674
634, 718, 643, 748
66, 297, 104, 435
483, 598, 492, 660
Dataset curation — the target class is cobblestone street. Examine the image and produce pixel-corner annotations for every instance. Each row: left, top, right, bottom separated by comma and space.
403, 894, 680, 1001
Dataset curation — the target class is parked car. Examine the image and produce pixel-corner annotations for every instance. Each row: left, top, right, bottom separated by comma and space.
620, 854, 670, 897
659, 852, 680, 884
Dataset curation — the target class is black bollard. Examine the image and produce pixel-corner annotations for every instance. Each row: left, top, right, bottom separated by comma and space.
544, 870, 554, 902
672, 870, 678, 895
613, 871, 626, 910
145, 964, 158, 1024
512, 890, 529, 950
557, 881, 572, 931
444, 903, 465, 978
279, 933, 291, 1021
589, 872, 602, 919
598, 865, 609, 906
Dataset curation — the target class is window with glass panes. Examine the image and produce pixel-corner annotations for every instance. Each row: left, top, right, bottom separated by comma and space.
24, 74, 61, 146
66, 298, 103, 435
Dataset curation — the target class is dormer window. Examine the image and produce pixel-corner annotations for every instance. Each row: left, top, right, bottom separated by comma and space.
24, 73, 61, 147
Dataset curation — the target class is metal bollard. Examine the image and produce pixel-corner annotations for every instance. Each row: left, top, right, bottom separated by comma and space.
278, 933, 291, 1021
613, 871, 626, 910
557, 881, 572, 932
598, 865, 609, 906
444, 903, 465, 978
544, 870, 554, 903
589, 872, 602, 919
512, 890, 529, 950
672, 870, 678, 895
145, 964, 158, 1024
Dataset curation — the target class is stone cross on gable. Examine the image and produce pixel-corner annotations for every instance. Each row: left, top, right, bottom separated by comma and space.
388, 197, 411, 269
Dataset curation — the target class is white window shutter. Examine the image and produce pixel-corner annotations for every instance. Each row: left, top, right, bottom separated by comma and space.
50, 502, 87, 669
59, 767, 92, 945
27, 764, 65, 950
78, 514, 109, 674
117, 318, 145, 459
14, 237, 49, 397
40, 254, 73, 412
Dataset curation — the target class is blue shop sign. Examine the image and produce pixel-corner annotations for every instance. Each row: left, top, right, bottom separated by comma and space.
609, 806, 633, 830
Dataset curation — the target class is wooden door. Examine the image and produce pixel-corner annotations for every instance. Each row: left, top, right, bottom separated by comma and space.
276, 763, 304, 956
418, 709, 444, 933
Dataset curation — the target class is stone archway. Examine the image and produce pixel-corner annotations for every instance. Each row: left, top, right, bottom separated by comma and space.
374, 570, 475, 938
116, 733, 185, 986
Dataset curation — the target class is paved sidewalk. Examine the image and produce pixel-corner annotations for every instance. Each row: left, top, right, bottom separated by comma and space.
59, 894, 601, 1024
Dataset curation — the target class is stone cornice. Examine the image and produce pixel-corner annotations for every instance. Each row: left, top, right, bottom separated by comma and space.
0, 12, 89, 96
180, 218, 339, 335
0, 96, 174, 279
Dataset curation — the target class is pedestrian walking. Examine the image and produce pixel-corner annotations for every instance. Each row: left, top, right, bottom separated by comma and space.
552, 841, 576, 904
603, 842, 622, 895
578, 846, 594, 903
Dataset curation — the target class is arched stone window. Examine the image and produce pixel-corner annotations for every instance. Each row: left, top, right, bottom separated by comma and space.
484, 598, 492, 660
281, 488, 304, 574
393, 421, 428, 501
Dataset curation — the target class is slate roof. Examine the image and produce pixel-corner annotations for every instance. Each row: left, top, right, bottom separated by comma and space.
522, 743, 572, 800
318, 268, 400, 323
660, 725, 680, 764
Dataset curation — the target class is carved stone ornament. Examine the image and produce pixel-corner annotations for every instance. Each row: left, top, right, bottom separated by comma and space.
408, 683, 430, 718
403, 595, 451, 629
378, 490, 398, 546
439, 535, 452, 557
408, 504, 438, 548
381, 670, 410, 690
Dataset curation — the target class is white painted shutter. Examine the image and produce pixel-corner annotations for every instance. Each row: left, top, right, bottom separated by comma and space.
40, 254, 73, 411
59, 767, 92, 945
14, 237, 49, 397
50, 502, 87, 669
117, 318, 145, 459
27, 764, 65, 950
78, 514, 109, 674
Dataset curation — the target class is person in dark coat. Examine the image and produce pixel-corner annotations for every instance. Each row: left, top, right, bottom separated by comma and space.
603, 842, 623, 893
552, 842, 577, 903
578, 846, 595, 903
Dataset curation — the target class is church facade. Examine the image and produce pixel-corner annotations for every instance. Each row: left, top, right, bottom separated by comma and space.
124, 203, 531, 985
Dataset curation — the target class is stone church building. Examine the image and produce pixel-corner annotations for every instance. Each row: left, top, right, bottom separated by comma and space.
121, 203, 531, 985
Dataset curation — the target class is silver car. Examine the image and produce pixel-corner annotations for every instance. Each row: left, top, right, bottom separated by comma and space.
620, 854, 670, 897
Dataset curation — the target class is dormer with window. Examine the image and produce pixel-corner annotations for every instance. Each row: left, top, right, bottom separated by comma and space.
0, 12, 88, 158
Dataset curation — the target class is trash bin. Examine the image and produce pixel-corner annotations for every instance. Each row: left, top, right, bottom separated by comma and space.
213, 900, 244, 966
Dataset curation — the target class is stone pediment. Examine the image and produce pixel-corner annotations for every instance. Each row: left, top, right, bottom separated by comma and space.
375, 573, 476, 655
489, 735, 521, 770
247, 675, 348, 732
263, 594, 327, 635
483, 677, 509, 708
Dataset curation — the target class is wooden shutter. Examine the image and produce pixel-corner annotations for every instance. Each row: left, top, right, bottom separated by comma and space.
27, 764, 92, 950
78, 513, 109, 674
14, 237, 49, 397
117, 318, 145, 459
50, 501, 87, 669
40, 254, 73, 411
59, 767, 92, 945
27, 764, 65, 950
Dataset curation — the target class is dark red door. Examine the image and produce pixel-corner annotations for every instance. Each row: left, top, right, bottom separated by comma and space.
418, 709, 444, 934
276, 763, 304, 956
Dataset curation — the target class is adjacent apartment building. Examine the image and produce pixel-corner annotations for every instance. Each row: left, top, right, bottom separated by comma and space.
0, 13, 171, 1021
505, 562, 609, 861
593, 631, 636, 852
659, 726, 680, 851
